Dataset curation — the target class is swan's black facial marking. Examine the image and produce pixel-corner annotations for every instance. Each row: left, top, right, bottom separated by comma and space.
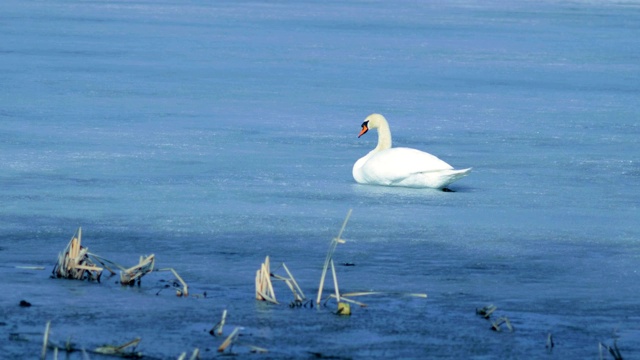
358, 120, 369, 138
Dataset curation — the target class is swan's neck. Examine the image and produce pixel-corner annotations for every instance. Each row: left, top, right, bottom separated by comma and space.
374, 122, 392, 151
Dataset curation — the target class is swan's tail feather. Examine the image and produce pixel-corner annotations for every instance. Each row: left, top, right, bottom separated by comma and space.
424, 168, 471, 189
436, 168, 471, 189
393, 167, 471, 188
438, 168, 471, 188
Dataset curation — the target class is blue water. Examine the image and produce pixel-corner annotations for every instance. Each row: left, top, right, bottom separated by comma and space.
1, 0, 639, 358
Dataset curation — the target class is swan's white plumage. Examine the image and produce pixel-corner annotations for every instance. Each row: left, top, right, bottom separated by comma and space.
352, 114, 471, 189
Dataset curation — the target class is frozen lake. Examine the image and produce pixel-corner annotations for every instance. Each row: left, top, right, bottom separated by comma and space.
1, 0, 639, 358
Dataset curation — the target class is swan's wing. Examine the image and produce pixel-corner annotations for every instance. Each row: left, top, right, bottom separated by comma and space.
361, 147, 454, 184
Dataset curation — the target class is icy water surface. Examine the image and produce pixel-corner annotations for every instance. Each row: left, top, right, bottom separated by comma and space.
1, 0, 640, 358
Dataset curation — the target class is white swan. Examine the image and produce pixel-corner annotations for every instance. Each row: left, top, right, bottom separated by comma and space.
352, 114, 471, 189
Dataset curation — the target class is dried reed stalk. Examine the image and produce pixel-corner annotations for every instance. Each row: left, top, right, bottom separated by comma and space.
189, 348, 200, 360
210, 310, 227, 337
270, 262, 306, 302
94, 337, 141, 356
217, 327, 241, 353
282, 263, 305, 300
341, 291, 428, 299
316, 209, 351, 305
52, 228, 103, 282
41, 321, 51, 360
248, 345, 268, 353
157, 267, 189, 296
120, 254, 155, 285
476, 304, 497, 319
255, 256, 277, 304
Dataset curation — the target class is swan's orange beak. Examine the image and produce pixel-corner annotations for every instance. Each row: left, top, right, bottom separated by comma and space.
358, 123, 369, 138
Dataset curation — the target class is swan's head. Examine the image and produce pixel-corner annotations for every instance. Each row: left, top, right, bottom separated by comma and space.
358, 113, 387, 138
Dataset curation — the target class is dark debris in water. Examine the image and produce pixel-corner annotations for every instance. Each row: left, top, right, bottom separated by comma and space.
289, 299, 314, 308
19, 300, 31, 307
475, 304, 496, 319
308, 351, 353, 360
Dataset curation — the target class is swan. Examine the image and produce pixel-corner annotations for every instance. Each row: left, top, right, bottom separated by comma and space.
352, 114, 471, 190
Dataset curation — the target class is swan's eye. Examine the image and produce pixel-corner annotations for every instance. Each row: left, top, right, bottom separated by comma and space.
361, 121, 369, 128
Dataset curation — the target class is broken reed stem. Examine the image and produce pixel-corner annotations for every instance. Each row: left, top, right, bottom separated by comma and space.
546, 333, 554, 351
336, 209, 353, 242
324, 291, 429, 308
88, 252, 126, 274
264, 258, 276, 302
326, 294, 368, 307
255, 256, 278, 304
476, 304, 497, 319
269, 261, 305, 302
53, 227, 104, 282
248, 345, 268, 354
316, 209, 352, 305
189, 348, 200, 360
272, 274, 301, 302
218, 327, 241, 353
120, 254, 155, 285
330, 259, 340, 302
114, 337, 141, 352
94, 337, 142, 356
218, 309, 227, 336
157, 267, 188, 296
605, 340, 623, 360
178, 349, 201, 360
282, 262, 305, 300
341, 291, 428, 298
210, 310, 227, 336
15, 266, 46, 270
491, 317, 514, 332
41, 321, 51, 360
